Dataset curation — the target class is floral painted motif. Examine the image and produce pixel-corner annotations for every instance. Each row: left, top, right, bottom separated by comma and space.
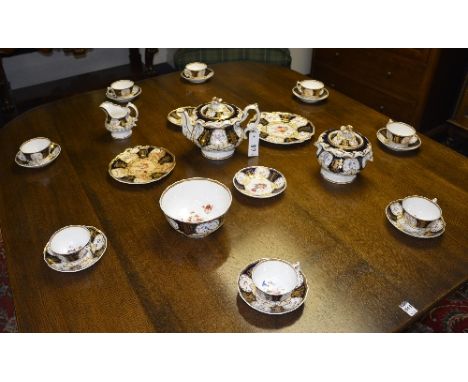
233, 166, 286, 199
258, 111, 315, 145
195, 219, 219, 235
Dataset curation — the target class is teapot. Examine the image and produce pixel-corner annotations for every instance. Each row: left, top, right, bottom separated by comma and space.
178, 97, 260, 160
99, 101, 138, 139
314, 125, 373, 184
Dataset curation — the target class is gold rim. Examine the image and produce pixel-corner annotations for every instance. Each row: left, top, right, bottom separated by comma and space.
108, 145, 176, 185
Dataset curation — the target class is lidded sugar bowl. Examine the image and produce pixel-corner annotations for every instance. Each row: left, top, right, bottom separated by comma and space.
314, 125, 373, 184
178, 97, 260, 160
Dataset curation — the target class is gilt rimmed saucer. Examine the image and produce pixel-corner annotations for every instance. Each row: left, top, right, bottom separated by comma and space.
15, 142, 61, 168
180, 68, 214, 83
109, 145, 176, 185
385, 199, 445, 239
43, 226, 107, 272
106, 85, 142, 103
238, 259, 308, 315
233, 166, 287, 198
167, 106, 196, 126
258, 111, 315, 145
292, 86, 329, 104
377, 128, 421, 151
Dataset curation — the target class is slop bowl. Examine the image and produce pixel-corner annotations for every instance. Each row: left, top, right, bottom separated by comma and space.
159, 177, 232, 238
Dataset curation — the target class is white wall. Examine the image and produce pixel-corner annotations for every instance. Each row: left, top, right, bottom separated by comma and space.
3, 48, 168, 89
3, 48, 310, 89
289, 48, 313, 74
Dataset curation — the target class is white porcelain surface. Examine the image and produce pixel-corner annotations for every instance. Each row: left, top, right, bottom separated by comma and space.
386, 121, 416, 137
298, 79, 324, 90
49, 226, 91, 255
252, 260, 298, 296
402, 196, 441, 221
20, 137, 51, 154
111, 79, 134, 90
160, 178, 232, 223
186, 62, 207, 72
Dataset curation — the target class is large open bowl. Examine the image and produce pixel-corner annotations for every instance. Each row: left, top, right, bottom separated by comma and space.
159, 177, 232, 238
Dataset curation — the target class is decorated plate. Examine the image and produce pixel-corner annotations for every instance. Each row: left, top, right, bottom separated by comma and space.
15, 142, 61, 168
238, 259, 308, 315
233, 166, 287, 198
377, 128, 421, 152
180, 68, 214, 83
43, 226, 107, 272
106, 85, 142, 103
108, 145, 176, 184
167, 106, 196, 126
385, 199, 445, 239
258, 111, 315, 145
292, 86, 329, 104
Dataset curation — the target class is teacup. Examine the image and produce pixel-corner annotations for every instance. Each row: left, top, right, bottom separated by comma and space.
48, 225, 91, 263
296, 79, 325, 98
19, 137, 53, 163
401, 196, 443, 230
385, 120, 418, 145
107, 79, 135, 98
183, 62, 207, 79
251, 259, 301, 302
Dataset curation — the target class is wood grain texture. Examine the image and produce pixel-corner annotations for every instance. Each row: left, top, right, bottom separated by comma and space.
0, 62, 467, 332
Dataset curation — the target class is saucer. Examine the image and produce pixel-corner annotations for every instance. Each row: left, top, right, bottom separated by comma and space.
109, 145, 176, 184
180, 68, 214, 84
15, 142, 61, 168
106, 85, 142, 103
292, 86, 329, 103
167, 106, 196, 126
377, 128, 421, 151
385, 199, 445, 239
238, 259, 308, 315
43, 226, 107, 272
258, 111, 315, 145
233, 166, 287, 198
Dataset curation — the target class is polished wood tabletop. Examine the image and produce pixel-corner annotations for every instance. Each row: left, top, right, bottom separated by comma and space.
1, 62, 467, 332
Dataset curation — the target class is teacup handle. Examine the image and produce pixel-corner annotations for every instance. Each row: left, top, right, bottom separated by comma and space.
296, 81, 302, 90
183, 68, 191, 78
386, 118, 394, 126
432, 198, 438, 204
107, 87, 116, 97
126, 102, 139, 120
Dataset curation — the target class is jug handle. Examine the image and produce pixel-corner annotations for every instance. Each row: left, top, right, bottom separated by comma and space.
240, 103, 260, 138
127, 102, 139, 120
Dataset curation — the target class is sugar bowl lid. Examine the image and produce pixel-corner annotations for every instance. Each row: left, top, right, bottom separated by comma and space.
327, 125, 365, 151
197, 97, 237, 121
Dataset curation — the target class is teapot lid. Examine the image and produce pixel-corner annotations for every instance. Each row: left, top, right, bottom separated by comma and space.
198, 97, 236, 121
328, 125, 364, 150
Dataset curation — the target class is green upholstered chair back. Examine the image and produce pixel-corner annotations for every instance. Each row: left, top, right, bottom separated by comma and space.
173, 48, 291, 70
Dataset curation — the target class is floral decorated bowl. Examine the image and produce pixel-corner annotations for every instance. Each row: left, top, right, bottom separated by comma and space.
159, 177, 232, 238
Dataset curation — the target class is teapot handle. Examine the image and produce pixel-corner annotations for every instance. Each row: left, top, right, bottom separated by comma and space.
240, 103, 260, 138
127, 102, 139, 120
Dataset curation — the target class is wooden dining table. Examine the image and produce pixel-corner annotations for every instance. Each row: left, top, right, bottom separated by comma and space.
0, 62, 467, 332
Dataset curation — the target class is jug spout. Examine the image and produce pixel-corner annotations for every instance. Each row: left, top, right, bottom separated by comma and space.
99, 101, 128, 119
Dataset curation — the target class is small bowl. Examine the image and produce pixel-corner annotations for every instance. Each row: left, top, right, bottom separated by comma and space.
251, 258, 301, 302
47, 225, 91, 263
401, 195, 443, 229
19, 137, 52, 163
159, 177, 232, 238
